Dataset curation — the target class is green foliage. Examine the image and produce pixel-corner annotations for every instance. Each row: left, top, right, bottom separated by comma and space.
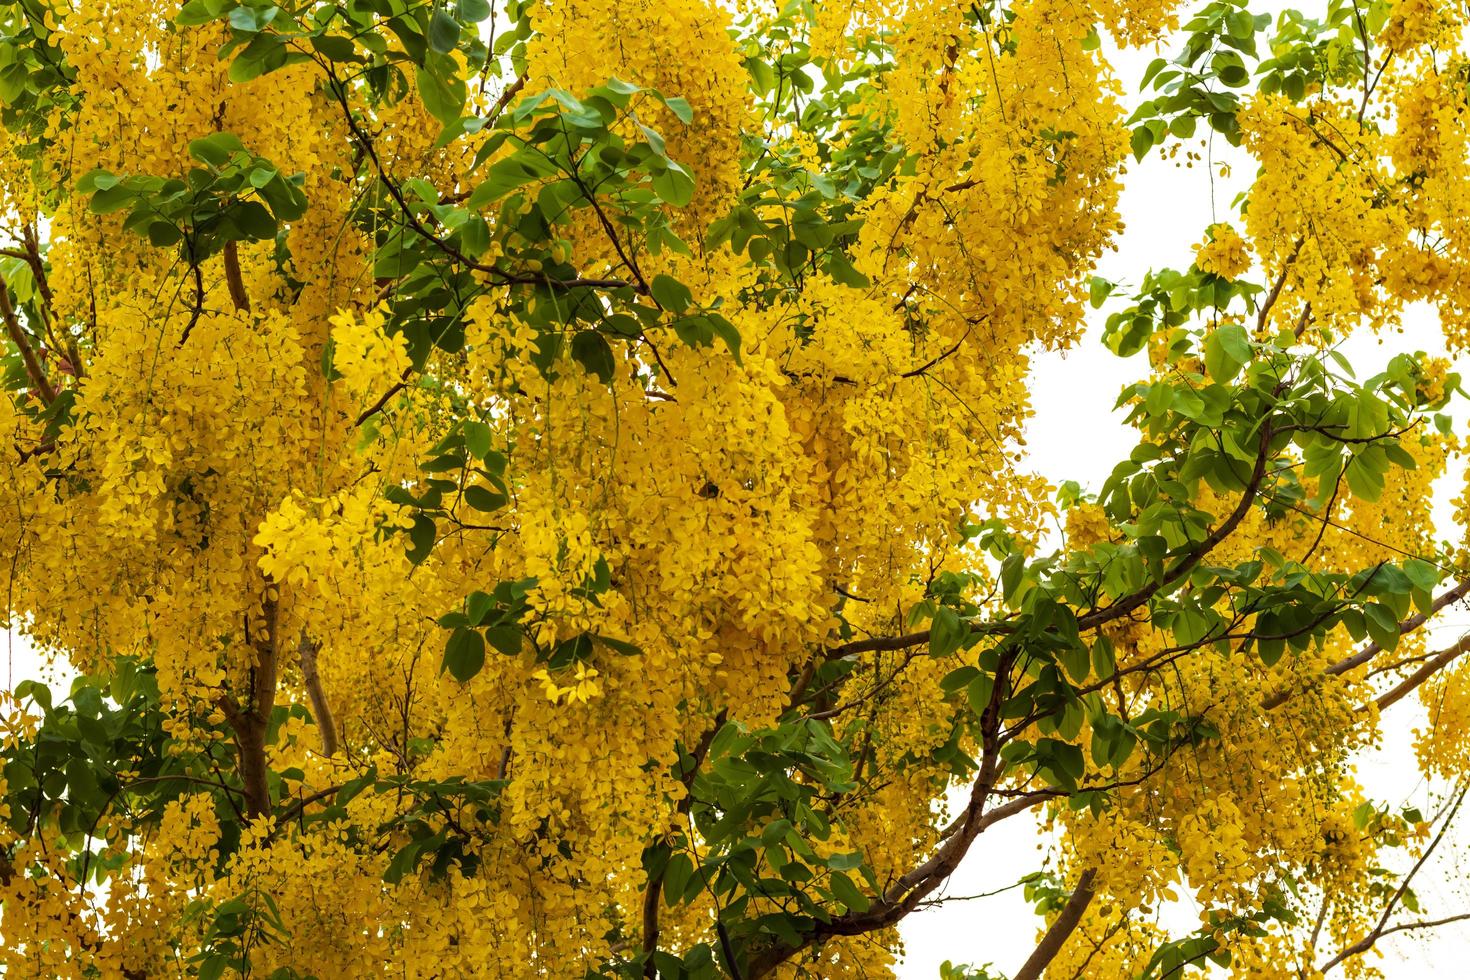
1130, 0, 1393, 161
76, 134, 306, 262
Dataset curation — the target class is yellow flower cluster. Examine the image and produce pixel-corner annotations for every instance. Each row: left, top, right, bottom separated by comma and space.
1195, 223, 1253, 280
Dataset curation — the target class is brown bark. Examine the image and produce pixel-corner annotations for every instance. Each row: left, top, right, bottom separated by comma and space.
220, 594, 281, 819
223, 240, 250, 312
1012, 868, 1098, 980
297, 633, 338, 757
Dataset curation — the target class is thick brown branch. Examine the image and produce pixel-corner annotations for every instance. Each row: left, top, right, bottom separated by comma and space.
298, 633, 337, 757
1258, 237, 1305, 333
1371, 633, 1470, 713
223, 240, 251, 313
6, 226, 79, 379
223, 594, 281, 819
485, 73, 526, 126
178, 261, 206, 348
354, 376, 409, 427
0, 284, 56, 405
1074, 419, 1274, 632
1012, 868, 1098, 980
1330, 581, 1469, 676
746, 655, 1015, 977
1261, 580, 1470, 710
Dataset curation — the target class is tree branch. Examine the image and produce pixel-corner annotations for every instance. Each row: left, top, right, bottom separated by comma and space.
1371, 633, 1470, 713
0, 283, 56, 405
1012, 868, 1098, 980
642, 711, 726, 976
1258, 236, 1305, 333
1261, 580, 1470, 710
320, 65, 637, 296
223, 240, 251, 313
297, 632, 337, 757
1074, 419, 1275, 632
1320, 784, 1468, 973
222, 593, 281, 819
745, 653, 1016, 977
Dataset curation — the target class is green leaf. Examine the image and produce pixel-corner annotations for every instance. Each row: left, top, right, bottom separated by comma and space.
227, 35, 286, 83
77, 169, 117, 192
663, 96, 694, 124
604, 77, 642, 96
1344, 456, 1385, 503
465, 590, 495, 625
1131, 126, 1154, 161
485, 625, 522, 656
175, 0, 221, 27
428, 8, 461, 54
967, 672, 995, 717
416, 59, 466, 128
1364, 603, 1400, 652
461, 420, 491, 460
442, 627, 486, 682
635, 121, 668, 158
707, 314, 742, 365
1091, 636, 1116, 680
929, 606, 965, 658
571, 331, 616, 383
1203, 324, 1250, 383
233, 200, 278, 240
406, 514, 436, 564
147, 222, 182, 247
828, 871, 870, 912
462, 485, 506, 512
458, 0, 491, 21
663, 853, 693, 908
88, 186, 135, 214
596, 635, 642, 656
1060, 643, 1090, 684
650, 274, 693, 312
940, 665, 978, 693
227, 5, 278, 32
1402, 558, 1439, 592
650, 163, 695, 207
309, 33, 359, 62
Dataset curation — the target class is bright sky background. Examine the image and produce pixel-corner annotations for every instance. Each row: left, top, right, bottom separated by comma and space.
6, 5, 1470, 978
898, 11, 1470, 978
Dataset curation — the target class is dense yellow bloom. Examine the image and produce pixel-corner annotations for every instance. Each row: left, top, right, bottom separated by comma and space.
2, 0, 1470, 977
1196, 223, 1252, 280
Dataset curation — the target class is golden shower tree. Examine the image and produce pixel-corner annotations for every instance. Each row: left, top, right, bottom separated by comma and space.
3, 0, 1470, 976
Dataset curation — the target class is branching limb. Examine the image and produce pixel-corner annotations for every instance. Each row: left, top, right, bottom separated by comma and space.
223, 240, 251, 313
1371, 633, 1470, 713
0, 282, 56, 405
1012, 868, 1098, 980
745, 653, 1016, 977
220, 594, 282, 819
1258, 236, 1305, 333
178, 261, 206, 348
642, 711, 726, 976
297, 632, 337, 757
1261, 580, 1470, 710
1074, 419, 1275, 632
1320, 783, 1469, 973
